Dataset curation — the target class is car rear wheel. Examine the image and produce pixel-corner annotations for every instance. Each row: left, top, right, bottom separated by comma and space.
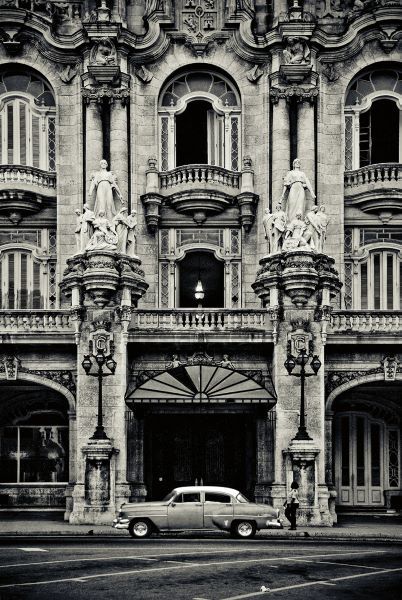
129, 519, 152, 539
231, 520, 256, 539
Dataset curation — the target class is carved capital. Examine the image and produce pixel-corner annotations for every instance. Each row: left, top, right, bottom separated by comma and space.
82, 87, 130, 106
270, 85, 318, 105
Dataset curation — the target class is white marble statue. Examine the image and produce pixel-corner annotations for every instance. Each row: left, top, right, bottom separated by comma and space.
280, 158, 316, 224
282, 212, 309, 251
112, 207, 129, 253
304, 206, 321, 251
89, 159, 125, 222
86, 211, 118, 251
283, 37, 310, 65
74, 204, 95, 253
316, 205, 329, 253
126, 210, 138, 257
263, 204, 287, 254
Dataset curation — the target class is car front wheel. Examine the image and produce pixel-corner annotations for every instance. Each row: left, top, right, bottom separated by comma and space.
231, 520, 256, 539
129, 519, 152, 539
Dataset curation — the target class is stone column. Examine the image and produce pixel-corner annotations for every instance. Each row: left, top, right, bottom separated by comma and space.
110, 97, 128, 207
254, 413, 274, 503
85, 100, 103, 208
64, 410, 76, 520
271, 97, 290, 205
297, 99, 316, 209
127, 411, 147, 501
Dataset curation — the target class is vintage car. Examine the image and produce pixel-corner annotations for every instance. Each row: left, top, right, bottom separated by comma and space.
112, 485, 282, 539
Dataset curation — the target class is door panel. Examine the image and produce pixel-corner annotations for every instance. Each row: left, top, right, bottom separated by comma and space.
336, 413, 384, 506
167, 492, 203, 529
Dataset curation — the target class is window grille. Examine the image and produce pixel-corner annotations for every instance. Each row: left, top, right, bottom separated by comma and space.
231, 262, 240, 308
344, 261, 353, 309
230, 116, 239, 171
344, 228, 353, 254
161, 117, 169, 172
160, 262, 169, 307
345, 116, 353, 170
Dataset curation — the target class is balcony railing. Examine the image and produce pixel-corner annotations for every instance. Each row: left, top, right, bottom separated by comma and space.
131, 309, 270, 331
344, 163, 402, 189
0, 310, 72, 334
0, 165, 56, 193
330, 310, 402, 334
159, 165, 240, 193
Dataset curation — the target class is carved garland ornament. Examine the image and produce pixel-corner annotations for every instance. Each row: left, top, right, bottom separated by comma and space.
326, 365, 402, 396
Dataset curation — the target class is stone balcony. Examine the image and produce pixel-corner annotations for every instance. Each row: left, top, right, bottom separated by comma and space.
141, 158, 259, 232
129, 308, 272, 342
0, 310, 74, 343
329, 310, 402, 344
0, 165, 56, 222
344, 163, 402, 220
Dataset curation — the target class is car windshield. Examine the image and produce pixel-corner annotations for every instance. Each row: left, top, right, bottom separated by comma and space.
162, 491, 176, 502
236, 493, 250, 503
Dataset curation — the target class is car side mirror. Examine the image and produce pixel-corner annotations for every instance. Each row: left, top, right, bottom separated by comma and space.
171, 502, 176, 507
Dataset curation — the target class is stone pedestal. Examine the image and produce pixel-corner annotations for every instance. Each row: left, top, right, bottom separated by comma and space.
70, 438, 118, 524
284, 438, 332, 525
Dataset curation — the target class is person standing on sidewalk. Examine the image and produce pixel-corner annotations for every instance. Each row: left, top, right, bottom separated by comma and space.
284, 481, 299, 530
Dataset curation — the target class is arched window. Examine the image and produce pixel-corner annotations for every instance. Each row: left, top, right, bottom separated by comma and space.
159, 70, 241, 171
0, 69, 56, 171
344, 68, 402, 170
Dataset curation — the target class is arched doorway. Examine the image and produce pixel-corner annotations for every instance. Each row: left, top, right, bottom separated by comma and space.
332, 382, 401, 508
126, 364, 277, 500
178, 250, 224, 308
0, 380, 70, 507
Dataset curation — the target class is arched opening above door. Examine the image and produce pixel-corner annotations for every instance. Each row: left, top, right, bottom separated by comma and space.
178, 250, 224, 308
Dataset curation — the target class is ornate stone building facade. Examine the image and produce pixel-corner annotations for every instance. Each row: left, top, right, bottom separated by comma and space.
0, 0, 401, 525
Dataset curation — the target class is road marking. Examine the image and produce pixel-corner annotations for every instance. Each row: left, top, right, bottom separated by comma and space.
293, 559, 388, 570
0, 550, 387, 590
218, 567, 402, 599
17, 548, 48, 553
0, 547, 386, 570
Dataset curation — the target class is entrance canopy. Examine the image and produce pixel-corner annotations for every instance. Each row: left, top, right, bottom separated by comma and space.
126, 365, 276, 408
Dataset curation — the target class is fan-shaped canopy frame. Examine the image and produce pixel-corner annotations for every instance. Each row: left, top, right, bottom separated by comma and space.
126, 365, 276, 409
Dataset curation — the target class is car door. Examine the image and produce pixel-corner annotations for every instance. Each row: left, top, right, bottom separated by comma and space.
167, 492, 204, 530
203, 492, 234, 529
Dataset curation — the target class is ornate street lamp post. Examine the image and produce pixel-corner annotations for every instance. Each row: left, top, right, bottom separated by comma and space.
82, 346, 117, 440
284, 341, 321, 441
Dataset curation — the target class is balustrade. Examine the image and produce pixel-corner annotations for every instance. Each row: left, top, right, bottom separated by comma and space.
132, 309, 269, 331
159, 165, 240, 192
0, 310, 72, 333
344, 163, 402, 188
330, 311, 402, 334
0, 166, 56, 191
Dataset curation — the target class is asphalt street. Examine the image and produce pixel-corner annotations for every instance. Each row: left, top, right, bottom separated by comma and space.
0, 539, 401, 600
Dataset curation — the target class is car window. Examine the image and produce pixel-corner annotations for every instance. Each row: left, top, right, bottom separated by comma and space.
175, 493, 201, 503
235, 493, 250, 503
204, 493, 232, 503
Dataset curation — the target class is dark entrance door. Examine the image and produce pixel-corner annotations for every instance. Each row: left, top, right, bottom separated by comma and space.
145, 414, 255, 500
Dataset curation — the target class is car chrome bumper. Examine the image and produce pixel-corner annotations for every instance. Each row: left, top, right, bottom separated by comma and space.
112, 518, 129, 530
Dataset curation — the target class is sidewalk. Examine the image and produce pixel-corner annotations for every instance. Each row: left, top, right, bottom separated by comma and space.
1, 511, 402, 541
